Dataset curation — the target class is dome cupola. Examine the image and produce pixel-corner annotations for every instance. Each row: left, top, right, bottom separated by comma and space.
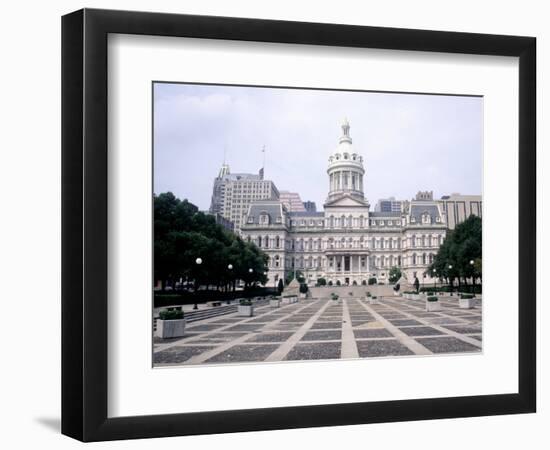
327, 119, 365, 202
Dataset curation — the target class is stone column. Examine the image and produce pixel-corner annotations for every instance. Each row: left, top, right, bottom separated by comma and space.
341, 255, 345, 272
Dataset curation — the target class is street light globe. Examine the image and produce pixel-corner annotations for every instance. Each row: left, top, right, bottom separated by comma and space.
448, 264, 453, 269
248, 268, 253, 273
227, 264, 233, 270
263, 272, 267, 276
470, 260, 475, 265
195, 257, 202, 265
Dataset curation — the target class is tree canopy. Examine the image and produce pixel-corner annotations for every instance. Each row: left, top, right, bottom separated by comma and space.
428, 215, 482, 285
154, 192, 268, 290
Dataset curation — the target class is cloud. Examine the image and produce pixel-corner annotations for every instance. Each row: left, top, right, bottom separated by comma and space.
154, 83, 482, 210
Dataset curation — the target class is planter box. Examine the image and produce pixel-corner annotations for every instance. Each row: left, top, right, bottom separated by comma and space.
459, 298, 476, 309
425, 300, 442, 312
237, 304, 254, 316
155, 319, 186, 339
281, 297, 291, 305
411, 294, 421, 300
270, 299, 281, 308
369, 297, 380, 305
299, 293, 307, 299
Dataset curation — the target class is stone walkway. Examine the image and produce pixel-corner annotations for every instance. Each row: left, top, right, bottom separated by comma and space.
153, 295, 482, 366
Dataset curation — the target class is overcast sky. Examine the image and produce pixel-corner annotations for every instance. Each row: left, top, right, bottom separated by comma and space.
154, 83, 482, 211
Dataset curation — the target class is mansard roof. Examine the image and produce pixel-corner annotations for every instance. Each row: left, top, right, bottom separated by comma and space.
409, 203, 441, 222
245, 201, 284, 225
288, 211, 324, 218
369, 211, 402, 218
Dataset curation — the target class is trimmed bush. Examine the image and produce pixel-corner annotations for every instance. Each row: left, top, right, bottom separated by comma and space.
426, 296, 439, 302
368, 277, 377, 285
299, 283, 309, 294
239, 299, 253, 306
159, 309, 184, 320
317, 277, 327, 286
330, 293, 339, 301
460, 293, 475, 299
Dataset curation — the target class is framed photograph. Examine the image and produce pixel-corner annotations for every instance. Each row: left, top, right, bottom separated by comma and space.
62, 8, 536, 442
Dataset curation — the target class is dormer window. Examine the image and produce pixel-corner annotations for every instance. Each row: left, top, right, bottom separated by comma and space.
276, 217, 282, 223
247, 216, 254, 224
259, 213, 270, 225
422, 212, 431, 224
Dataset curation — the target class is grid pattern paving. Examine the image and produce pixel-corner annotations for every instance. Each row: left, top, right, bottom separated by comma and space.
153, 295, 482, 366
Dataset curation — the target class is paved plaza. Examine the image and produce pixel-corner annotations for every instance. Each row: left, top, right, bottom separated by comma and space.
153, 295, 482, 366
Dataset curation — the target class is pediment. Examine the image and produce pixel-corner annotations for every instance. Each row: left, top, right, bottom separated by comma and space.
324, 194, 370, 208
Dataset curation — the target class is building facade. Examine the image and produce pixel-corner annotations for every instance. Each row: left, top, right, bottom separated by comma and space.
438, 193, 482, 229
240, 120, 448, 286
209, 164, 279, 232
374, 197, 403, 213
279, 191, 307, 212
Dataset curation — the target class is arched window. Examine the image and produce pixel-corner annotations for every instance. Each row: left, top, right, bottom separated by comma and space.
275, 255, 280, 267
265, 236, 270, 248
422, 253, 427, 265
412, 253, 417, 265
397, 255, 402, 266
257, 236, 262, 247
429, 253, 434, 264
275, 236, 280, 248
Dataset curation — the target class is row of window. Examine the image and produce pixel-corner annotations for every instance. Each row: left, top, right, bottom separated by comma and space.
248, 234, 444, 250
264, 252, 436, 269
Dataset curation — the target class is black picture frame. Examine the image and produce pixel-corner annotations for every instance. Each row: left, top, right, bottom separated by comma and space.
62, 8, 536, 442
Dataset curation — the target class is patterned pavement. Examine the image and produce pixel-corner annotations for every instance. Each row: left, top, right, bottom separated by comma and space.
153, 294, 482, 366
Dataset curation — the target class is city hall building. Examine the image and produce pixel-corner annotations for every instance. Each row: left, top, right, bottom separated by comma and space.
239, 120, 449, 287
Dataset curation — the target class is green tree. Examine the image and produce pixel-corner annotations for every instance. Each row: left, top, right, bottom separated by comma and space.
429, 215, 482, 289
388, 266, 402, 283
154, 192, 268, 291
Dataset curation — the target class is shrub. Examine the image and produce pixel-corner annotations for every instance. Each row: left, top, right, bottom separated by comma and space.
159, 309, 184, 320
239, 299, 253, 306
366, 292, 372, 297
371, 296, 377, 299
299, 283, 309, 294
460, 293, 475, 299
348, 292, 353, 296
427, 296, 439, 302
336, 280, 341, 286
330, 293, 339, 301
317, 277, 327, 286
368, 277, 377, 285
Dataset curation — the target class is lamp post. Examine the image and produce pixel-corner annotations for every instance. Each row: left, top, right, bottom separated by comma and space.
227, 264, 233, 303
470, 259, 475, 291
448, 264, 453, 294
194, 257, 202, 310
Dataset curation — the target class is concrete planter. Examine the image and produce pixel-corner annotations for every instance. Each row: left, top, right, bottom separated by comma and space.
425, 300, 442, 312
270, 299, 281, 308
281, 297, 291, 305
459, 298, 476, 309
369, 297, 380, 305
299, 293, 307, 299
155, 319, 186, 339
237, 304, 254, 316
411, 294, 421, 300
